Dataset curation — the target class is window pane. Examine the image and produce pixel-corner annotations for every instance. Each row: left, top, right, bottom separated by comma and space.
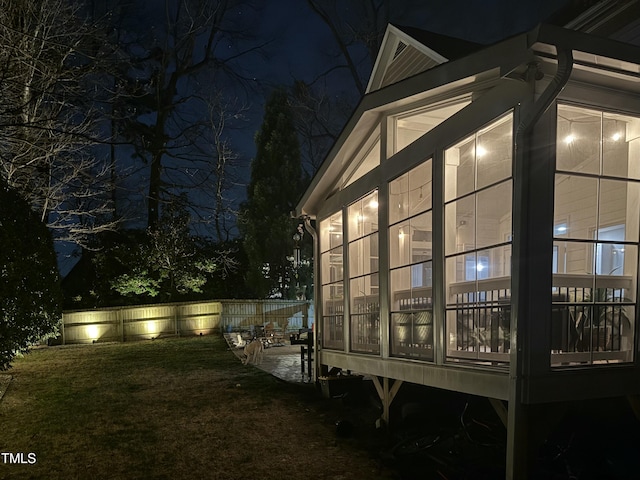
445, 195, 475, 255
352, 138, 380, 181
391, 312, 434, 360
444, 134, 475, 202
476, 182, 512, 250
348, 201, 363, 241
362, 191, 379, 235
322, 283, 343, 311
603, 112, 640, 179
350, 275, 379, 311
389, 173, 409, 225
350, 276, 365, 311
320, 217, 330, 252
322, 315, 344, 350
389, 159, 432, 224
394, 99, 470, 154
556, 105, 601, 174
321, 247, 343, 284
320, 212, 343, 253
595, 241, 625, 276
348, 191, 378, 241
468, 252, 485, 280
553, 241, 594, 276
411, 211, 432, 262
408, 160, 432, 217
369, 234, 379, 274
389, 221, 411, 269
595, 244, 637, 301
554, 174, 598, 240
349, 234, 379, 276
390, 263, 433, 311
343, 128, 380, 188
390, 266, 411, 311
477, 245, 512, 280
412, 261, 433, 289
349, 238, 363, 277
446, 254, 470, 302
329, 215, 343, 250
477, 115, 512, 189
599, 179, 640, 242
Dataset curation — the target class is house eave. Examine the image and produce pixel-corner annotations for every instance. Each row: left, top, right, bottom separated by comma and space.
295, 23, 640, 220
295, 31, 532, 219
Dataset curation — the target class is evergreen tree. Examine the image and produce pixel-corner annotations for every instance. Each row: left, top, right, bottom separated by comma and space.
240, 89, 308, 298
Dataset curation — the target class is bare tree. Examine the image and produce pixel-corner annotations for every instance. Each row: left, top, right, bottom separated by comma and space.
0, 0, 118, 247
305, 0, 384, 96
201, 95, 246, 242
289, 79, 352, 176
112, 0, 264, 232
163, 92, 248, 242
292, 0, 426, 174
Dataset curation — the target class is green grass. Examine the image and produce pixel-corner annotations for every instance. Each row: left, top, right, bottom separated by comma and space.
0, 335, 396, 480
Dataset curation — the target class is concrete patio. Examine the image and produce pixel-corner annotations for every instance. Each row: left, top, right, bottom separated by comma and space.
224, 334, 313, 384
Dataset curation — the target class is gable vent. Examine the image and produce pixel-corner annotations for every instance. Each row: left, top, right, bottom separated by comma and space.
393, 41, 408, 60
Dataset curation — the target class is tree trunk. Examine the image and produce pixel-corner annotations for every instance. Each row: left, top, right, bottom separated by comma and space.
148, 152, 162, 230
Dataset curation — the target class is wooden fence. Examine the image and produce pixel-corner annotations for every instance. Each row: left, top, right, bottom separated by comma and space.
59, 300, 313, 345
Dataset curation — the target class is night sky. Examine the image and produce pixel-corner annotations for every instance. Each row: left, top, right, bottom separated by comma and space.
229, 0, 571, 197
57, 0, 571, 275
242, 0, 571, 149
255, 0, 569, 84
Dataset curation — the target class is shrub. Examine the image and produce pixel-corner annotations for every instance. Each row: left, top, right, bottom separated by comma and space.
0, 183, 62, 370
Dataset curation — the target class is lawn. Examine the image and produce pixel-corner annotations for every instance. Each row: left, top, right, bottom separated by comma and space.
0, 335, 396, 480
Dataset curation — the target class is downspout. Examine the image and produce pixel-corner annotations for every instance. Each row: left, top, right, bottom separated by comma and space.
508, 47, 573, 480
512, 46, 573, 368
302, 215, 319, 382
515, 47, 573, 139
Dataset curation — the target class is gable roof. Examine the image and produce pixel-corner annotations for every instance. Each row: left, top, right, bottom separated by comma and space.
393, 24, 485, 60
366, 24, 483, 93
295, 23, 640, 220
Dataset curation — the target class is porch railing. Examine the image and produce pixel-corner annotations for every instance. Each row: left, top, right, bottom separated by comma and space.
550, 274, 634, 366
446, 274, 635, 366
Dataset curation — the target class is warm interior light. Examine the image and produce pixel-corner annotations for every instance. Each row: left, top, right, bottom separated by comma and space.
612, 132, 622, 141
369, 199, 379, 209
398, 228, 405, 239
564, 135, 575, 145
476, 146, 487, 157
